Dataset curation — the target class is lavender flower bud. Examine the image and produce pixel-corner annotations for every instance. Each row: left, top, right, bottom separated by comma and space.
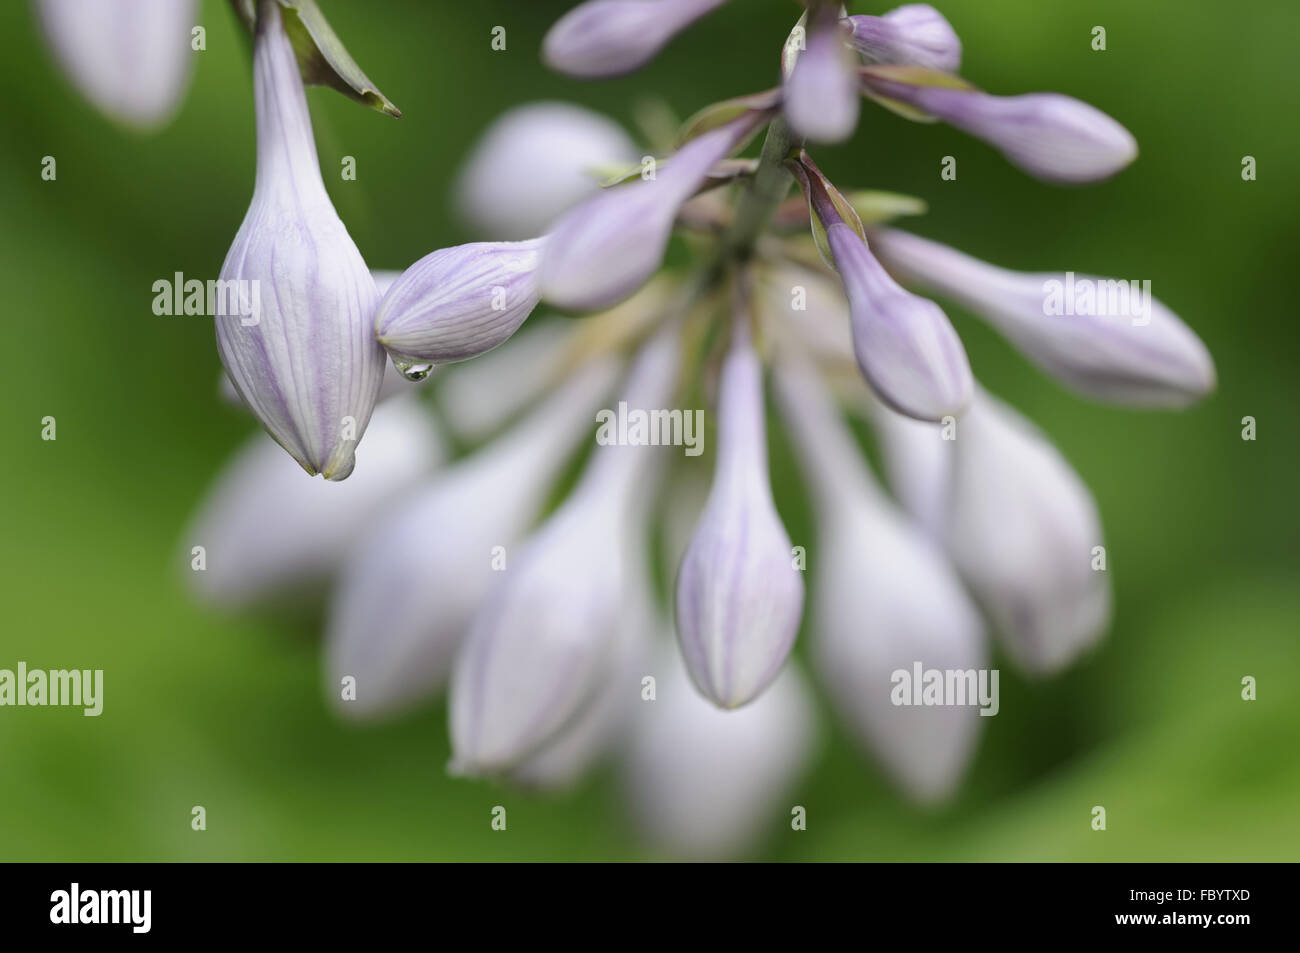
827, 222, 973, 420
450, 330, 681, 770
374, 239, 544, 367
455, 102, 638, 240
773, 360, 985, 803
843, 5, 962, 73
540, 114, 762, 311
37, 0, 196, 129
185, 396, 444, 610
784, 7, 860, 144
861, 72, 1137, 183
946, 391, 1112, 675
542, 0, 728, 78
624, 643, 816, 860
325, 359, 620, 719
675, 320, 804, 709
870, 228, 1216, 407
216, 3, 386, 480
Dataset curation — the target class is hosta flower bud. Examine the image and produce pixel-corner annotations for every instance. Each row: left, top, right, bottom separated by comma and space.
216, 2, 386, 481
784, 6, 860, 144
37, 0, 196, 129
450, 329, 681, 771
861, 73, 1137, 184
374, 239, 544, 367
862, 393, 952, 542
455, 102, 638, 240
542, 0, 728, 78
540, 114, 762, 311
870, 228, 1216, 407
624, 643, 816, 860
326, 358, 620, 719
675, 319, 804, 708
185, 396, 444, 610
827, 222, 973, 420
757, 263, 855, 369
946, 391, 1112, 675
774, 361, 985, 803
843, 5, 961, 73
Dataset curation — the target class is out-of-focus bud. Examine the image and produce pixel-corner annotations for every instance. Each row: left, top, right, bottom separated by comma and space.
946, 390, 1112, 675
773, 360, 985, 803
374, 239, 544, 368
455, 102, 639, 240
843, 5, 961, 73
783, 5, 860, 144
675, 317, 804, 709
861, 391, 952, 542
37, 0, 196, 129
184, 396, 444, 610
216, 2, 386, 480
539, 113, 765, 311
860, 70, 1138, 184
624, 641, 817, 859
542, 0, 729, 78
450, 328, 682, 771
325, 358, 620, 719
870, 228, 1216, 407
756, 262, 855, 370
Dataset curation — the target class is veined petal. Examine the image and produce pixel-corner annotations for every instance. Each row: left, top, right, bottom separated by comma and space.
784, 6, 860, 144
37, 0, 196, 129
843, 5, 961, 73
946, 390, 1112, 675
184, 396, 444, 610
675, 319, 804, 708
826, 222, 973, 420
542, 0, 729, 78
325, 358, 620, 719
861, 75, 1137, 183
455, 102, 638, 239
773, 360, 985, 803
216, 3, 386, 480
375, 239, 545, 366
870, 228, 1216, 407
539, 114, 763, 311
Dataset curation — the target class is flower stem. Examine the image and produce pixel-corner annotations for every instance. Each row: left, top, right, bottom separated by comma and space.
719, 117, 799, 261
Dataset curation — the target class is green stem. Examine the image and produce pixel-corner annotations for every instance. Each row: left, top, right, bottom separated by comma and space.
718, 117, 799, 260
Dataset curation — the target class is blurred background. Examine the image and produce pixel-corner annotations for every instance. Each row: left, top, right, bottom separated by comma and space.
1, 0, 1297, 860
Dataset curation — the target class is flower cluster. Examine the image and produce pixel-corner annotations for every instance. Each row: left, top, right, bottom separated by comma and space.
178, 1, 1214, 856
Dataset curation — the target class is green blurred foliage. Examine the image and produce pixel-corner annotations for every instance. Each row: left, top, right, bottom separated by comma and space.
0, 0, 1297, 860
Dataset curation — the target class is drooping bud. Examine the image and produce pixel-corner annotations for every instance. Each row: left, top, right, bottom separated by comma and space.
36, 0, 196, 129
374, 239, 544, 368
870, 228, 1216, 407
773, 359, 985, 803
792, 156, 972, 420
946, 390, 1112, 675
216, 2, 386, 480
624, 642, 817, 859
185, 396, 444, 610
842, 5, 961, 73
783, 5, 860, 144
542, 0, 729, 78
454, 102, 639, 240
450, 328, 682, 770
325, 358, 620, 719
539, 113, 766, 311
860, 69, 1137, 184
675, 315, 804, 708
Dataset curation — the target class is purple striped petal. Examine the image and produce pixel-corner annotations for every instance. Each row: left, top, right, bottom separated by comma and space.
543, 0, 728, 78
870, 228, 1216, 407
216, 3, 385, 480
375, 239, 544, 366
843, 5, 961, 73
